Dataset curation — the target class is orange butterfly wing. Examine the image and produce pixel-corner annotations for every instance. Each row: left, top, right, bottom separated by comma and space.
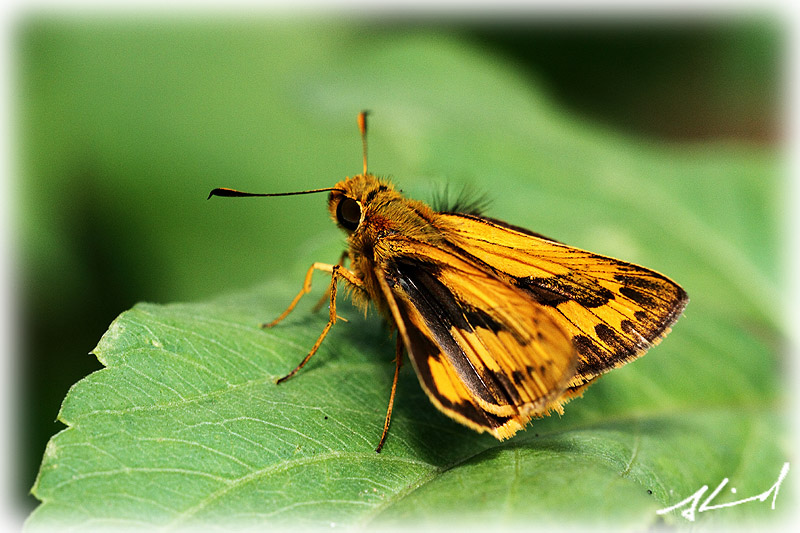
373, 213, 687, 438
437, 213, 689, 391
380, 238, 578, 439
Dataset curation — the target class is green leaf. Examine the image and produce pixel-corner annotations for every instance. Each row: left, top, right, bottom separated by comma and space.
27, 283, 789, 530
26, 19, 788, 531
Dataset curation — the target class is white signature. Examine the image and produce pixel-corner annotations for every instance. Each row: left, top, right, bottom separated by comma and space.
656, 462, 789, 522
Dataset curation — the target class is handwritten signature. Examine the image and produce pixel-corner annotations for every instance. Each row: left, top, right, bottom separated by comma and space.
656, 462, 789, 522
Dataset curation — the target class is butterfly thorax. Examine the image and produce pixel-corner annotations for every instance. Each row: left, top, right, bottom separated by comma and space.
327, 174, 446, 314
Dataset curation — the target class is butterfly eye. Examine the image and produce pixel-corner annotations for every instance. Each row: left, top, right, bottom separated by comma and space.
336, 197, 361, 231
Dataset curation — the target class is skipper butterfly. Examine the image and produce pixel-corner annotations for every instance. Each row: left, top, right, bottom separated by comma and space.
209, 112, 688, 452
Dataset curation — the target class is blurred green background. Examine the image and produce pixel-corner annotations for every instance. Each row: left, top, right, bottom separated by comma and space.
16, 14, 781, 513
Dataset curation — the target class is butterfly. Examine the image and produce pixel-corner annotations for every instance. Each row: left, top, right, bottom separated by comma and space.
209, 112, 688, 452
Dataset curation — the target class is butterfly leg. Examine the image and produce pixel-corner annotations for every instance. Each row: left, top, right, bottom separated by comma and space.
372, 266, 417, 452
275, 264, 363, 384
376, 335, 404, 453
311, 251, 348, 313
262, 262, 331, 329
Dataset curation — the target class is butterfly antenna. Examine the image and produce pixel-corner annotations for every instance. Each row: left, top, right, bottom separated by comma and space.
358, 110, 369, 176
207, 186, 343, 200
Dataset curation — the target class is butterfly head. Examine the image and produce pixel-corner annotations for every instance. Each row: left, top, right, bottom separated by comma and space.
327, 174, 399, 234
